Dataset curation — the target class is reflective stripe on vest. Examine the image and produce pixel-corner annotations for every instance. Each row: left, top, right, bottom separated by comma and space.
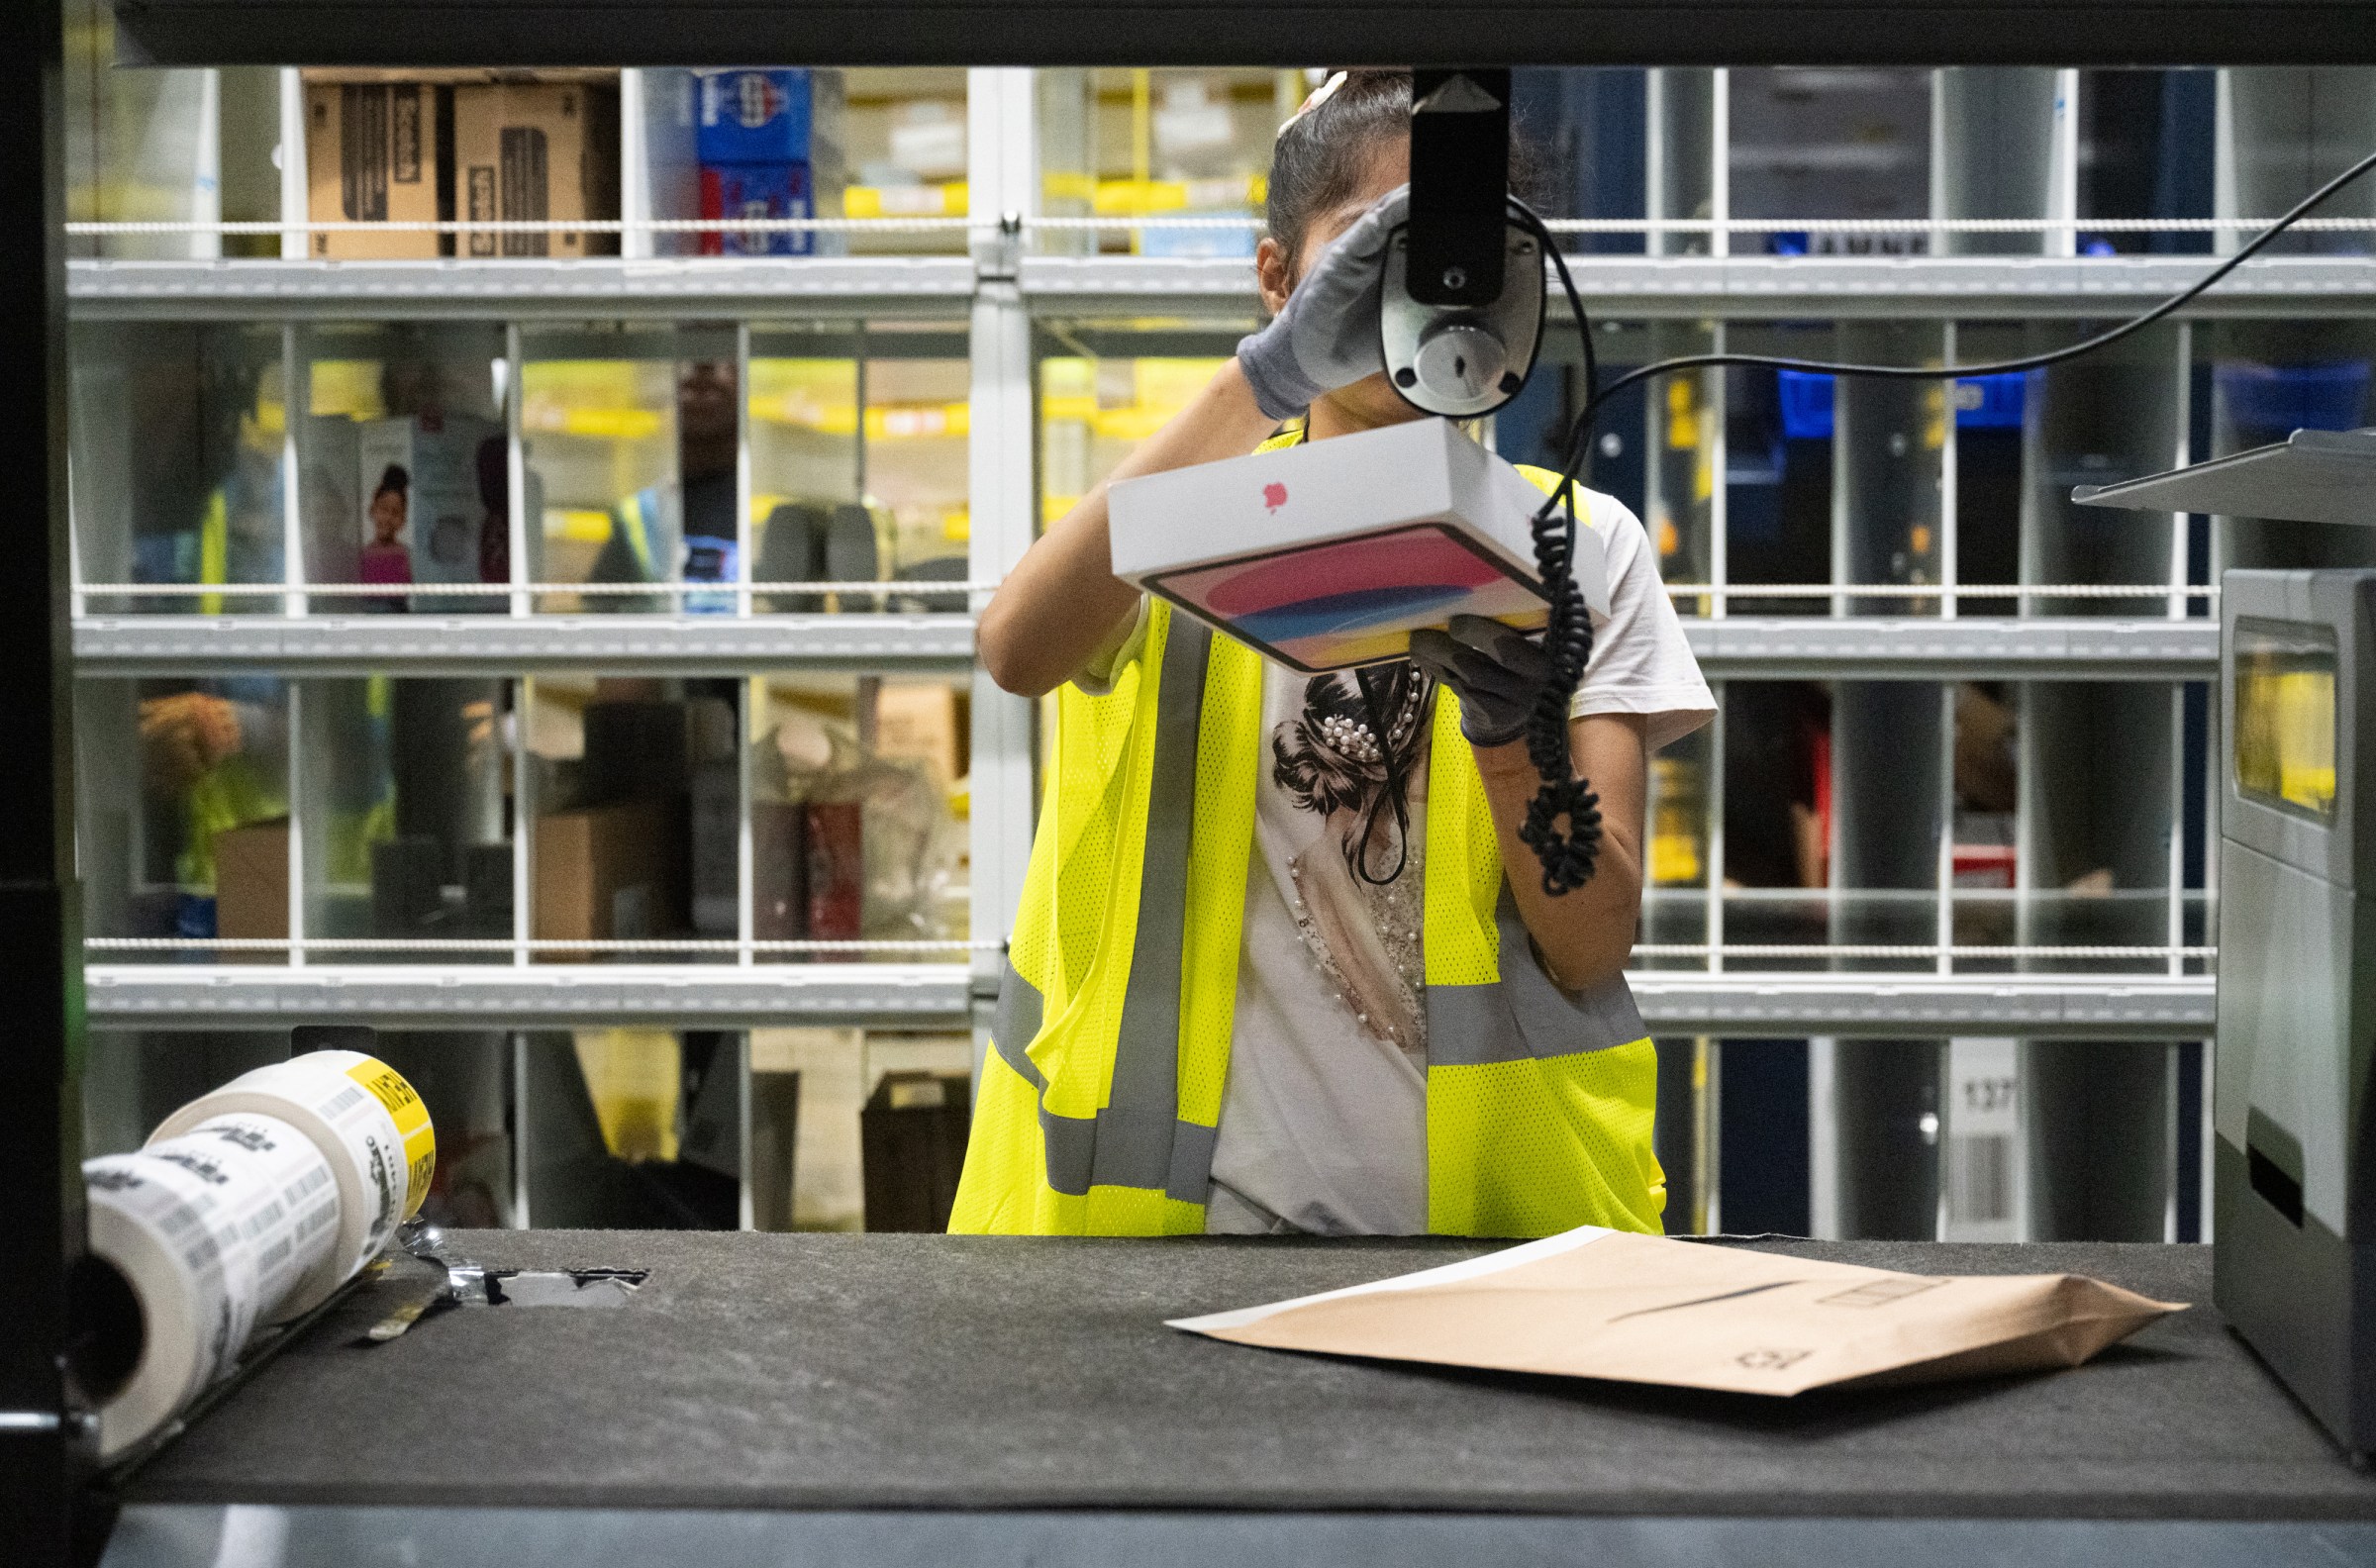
618, 489, 658, 579
1426, 889, 1649, 1067
984, 618, 1222, 1204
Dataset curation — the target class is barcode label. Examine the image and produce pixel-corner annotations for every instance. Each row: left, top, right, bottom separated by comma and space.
320, 1084, 367, 1120
389, 84, 422, 184
499, 126, 549, 257
467, 165, 497, 256
340, 85, 389, 222
1948, 1132, 2014, 1225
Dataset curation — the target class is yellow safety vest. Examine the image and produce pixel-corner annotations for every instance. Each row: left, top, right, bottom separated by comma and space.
616, 486, 668, 580
951, 462, 1665, 1238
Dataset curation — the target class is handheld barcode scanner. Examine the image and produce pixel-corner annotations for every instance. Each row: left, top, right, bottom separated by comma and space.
1381, 69, 1545, 419
1378, 69, 1599, 895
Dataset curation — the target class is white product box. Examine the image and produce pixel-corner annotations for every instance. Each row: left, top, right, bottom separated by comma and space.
1107, 419, 1608, 673
355, 412, 503, 608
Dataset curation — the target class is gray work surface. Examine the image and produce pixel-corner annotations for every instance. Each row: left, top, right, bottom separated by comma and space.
120, 1233, 2376, 1520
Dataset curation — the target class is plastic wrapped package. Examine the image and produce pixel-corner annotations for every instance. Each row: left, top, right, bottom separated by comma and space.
754, 696, 964, 956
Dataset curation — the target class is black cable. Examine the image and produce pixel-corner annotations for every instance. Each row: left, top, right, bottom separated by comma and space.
1351, 664, 1414, 885
1287, 422, 1417, 887
1497, 142, 2376, 897
1550, 140, 2376, 489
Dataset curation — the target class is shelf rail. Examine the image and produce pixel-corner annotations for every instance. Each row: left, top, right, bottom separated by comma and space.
64, 215, 2376, 240
74, 580, 1003, 599
1659, 583, 2216, 602
85, 937, 999, 954
71, 580, 2194, 603
83, 936, 2210, 964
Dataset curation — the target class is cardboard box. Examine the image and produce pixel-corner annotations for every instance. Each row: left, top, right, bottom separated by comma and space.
305, 79, 443, 259
355, 413, 503, 607
213, 817, 289, 964
300, 68, 615, 86
1107, 419, 1611, 673
873, 681, 962, 786
452, 81, 619, 258
859, 1070, 971, 1232
534, 800, 687, 960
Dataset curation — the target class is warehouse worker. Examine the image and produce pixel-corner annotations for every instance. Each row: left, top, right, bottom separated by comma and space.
956, 71, 1713, 1238
590, 359, 741, 610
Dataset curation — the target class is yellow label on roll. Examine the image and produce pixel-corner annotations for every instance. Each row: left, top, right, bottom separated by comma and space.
347, 1059, 437, 1220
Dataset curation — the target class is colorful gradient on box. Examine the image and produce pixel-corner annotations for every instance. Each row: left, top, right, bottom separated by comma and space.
1154, 523, 1545, 670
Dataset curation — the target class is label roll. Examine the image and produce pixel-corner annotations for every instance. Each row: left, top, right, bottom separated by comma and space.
148, 1049, 436, 1316
84, 1112, 339, 1459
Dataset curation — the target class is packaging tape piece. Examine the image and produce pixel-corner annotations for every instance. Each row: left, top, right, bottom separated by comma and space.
84, 1113, 341, 1458
149, 1049, 436, 1318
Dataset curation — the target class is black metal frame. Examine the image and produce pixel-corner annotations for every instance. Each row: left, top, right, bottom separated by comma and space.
0, 2, 84, 1564
19, 1, 2376, 1562
105, 1, 2376, 68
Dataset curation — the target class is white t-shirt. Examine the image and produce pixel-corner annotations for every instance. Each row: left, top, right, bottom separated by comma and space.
1079, 481, 1713, 1235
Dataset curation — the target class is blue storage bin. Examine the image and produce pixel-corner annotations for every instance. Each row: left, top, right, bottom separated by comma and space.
2216, 360, 2372, 436
1951, 372, 2026, 431
1776, 369, 1834, 441
1777, 368, 2028, 441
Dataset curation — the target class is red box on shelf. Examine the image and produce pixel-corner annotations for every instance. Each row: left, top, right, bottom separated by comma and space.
804, 800, 863, 944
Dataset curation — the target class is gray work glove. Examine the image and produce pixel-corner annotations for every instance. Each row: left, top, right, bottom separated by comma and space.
1408, 615, 1556, 748
1235, 185, 1409, 422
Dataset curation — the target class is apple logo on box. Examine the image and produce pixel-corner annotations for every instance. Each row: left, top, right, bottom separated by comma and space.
1262, 482, 1287, 513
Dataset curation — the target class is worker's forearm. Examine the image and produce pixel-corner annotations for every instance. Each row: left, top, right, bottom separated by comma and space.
1473, 719, 1647, 993
978, 359, 1281, 697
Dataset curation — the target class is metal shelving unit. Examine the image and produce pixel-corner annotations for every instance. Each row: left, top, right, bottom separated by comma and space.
77, 251, 2376, 325
69, 611, 2211, 680
72, 612, 977, 675
66, 255, 976, 320
83, 963, 2209, 1037
74, 55, 2376, 1251
1629, 972, 2214, 1039
1016, 250, 2376, 319
1679, 617, 2217, 680
84, 962, 976, 1030
67, 82, 2253, 1020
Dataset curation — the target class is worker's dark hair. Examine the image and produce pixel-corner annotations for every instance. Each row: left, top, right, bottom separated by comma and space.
1266, 69, 1544, 274
374, 464, 409, 499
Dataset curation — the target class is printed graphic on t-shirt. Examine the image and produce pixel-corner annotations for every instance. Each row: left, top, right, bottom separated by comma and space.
1261, 663, 1434, 1059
